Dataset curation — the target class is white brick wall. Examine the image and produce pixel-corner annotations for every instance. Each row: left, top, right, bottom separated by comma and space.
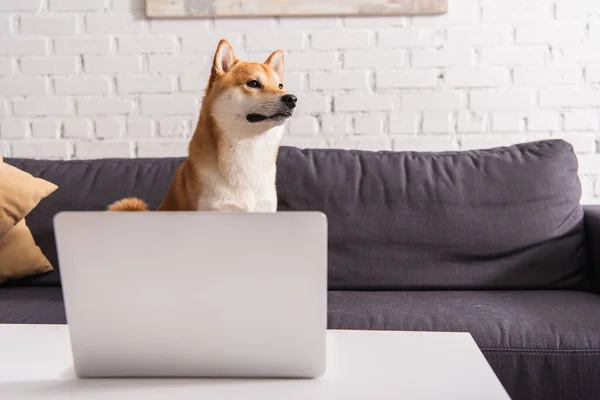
0, 0, 598, 203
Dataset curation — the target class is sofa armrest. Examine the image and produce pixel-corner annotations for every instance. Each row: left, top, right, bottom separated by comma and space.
584, 205, 600, 292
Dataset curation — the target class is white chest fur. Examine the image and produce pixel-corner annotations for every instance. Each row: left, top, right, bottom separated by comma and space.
197, 126, 283, 212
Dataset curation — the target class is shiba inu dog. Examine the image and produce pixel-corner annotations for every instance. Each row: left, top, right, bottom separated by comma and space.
108, 39, 296, 212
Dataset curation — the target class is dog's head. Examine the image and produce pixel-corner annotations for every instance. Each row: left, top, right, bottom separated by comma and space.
205, 39, 296, 135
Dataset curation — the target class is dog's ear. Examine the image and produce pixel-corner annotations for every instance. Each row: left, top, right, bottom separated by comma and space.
212, 39, 237, 77
264, 50, 284, 80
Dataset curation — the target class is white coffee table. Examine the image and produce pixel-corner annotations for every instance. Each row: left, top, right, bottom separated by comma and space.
0, 324, 510, 399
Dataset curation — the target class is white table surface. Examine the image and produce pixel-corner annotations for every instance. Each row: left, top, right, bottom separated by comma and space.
0, 324, 510, 399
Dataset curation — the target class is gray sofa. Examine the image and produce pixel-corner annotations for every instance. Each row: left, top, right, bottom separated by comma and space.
1, 139, 599, 400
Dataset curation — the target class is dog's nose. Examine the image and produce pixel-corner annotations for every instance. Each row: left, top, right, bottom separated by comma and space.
281, 94, 297, 108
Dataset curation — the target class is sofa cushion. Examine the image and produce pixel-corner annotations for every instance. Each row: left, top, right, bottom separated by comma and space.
1, 158, 184, 286
277, 139, 589, 290
328, 290, 600, 400
0, 287, 65, 324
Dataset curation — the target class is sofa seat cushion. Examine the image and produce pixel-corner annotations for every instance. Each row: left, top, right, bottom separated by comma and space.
328, 290, 600, 350
0, 287, 65, 324
329, 290, 600, 400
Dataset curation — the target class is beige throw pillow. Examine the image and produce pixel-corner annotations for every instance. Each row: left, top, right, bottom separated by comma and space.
0, 154, 58, 282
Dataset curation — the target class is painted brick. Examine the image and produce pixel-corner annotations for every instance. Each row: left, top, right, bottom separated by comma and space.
0, 76, 48, 96
127, 118, 155, 138
389, 112, 420, 134
401, 92, 465, 110
554, 133, 597, 153
84, 55, 142, 74
0, 38, 48, 56
95, 117, 125, 138
54, 37, 112, 55
556, 0, 600, 20
0, 0, 43, 11
539, 88, 600, 107
513, 67, 581, 85
481, 46, 548, 66
393, 136, 457, 152
31, 118, 61, 138
280, 137, 327, 149
578, 155, 600, 175
354, 114, 385, 135
281, 17, 342, 29
288, 116, 319, 136
0, 99, 8, 118
0, 59, 12, 77
212, 18, 277, 33
180, 75, 210, 92
321, 114, 353, 136
118, 35, 177, 54
141, 95, 199, 116
77, 98, 135, 116
295, 93, 331, 115
412, 48, 474, 68
344, 49, 405, 69
585, 67, 600, 83
446, 26, 513, 45
355, 138, 392, 151
283, 72, 304, 92
0, 16, 12, 35
564, 110, 599, 131
86, 13, 146, 34
460, 135, 524, 151
286, 52, 338, 71
150, 19, 210, 35
14, 97, 74, 117
181, 33, 242, 54
0, 141, 10, 157
516, 22, 586, 44
21, 57, 79, 74
552, 45, 600, 65
76, 141, 133, 159
149, 55, 208, 74
376, 70, 437, 89
457, 112, 488, 134
63, 118, 93, 138
335, 94, 397, 112
311, 30, 372, 50
50, 0, 106, 11
20, 15, 78, 35
482, 0, 553, 23
445, 68, 509, 88
158, 118, 190, 137
377, 28, 437, 48
12, 141, 71, 159
117, 76, 175, 94
491, 112, 526, 132
423, 111, 454, 134
137, 140, 188, 157
0, 120, 30, 139
310, 71, 369, 90
470, 90, 536, 110
55, 77, 111, 95
526, 111, 560, 132
246, 31, 305, 52
345, 16, 408, 28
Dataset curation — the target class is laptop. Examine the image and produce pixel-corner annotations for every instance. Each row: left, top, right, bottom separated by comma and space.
53, 211, 328, 379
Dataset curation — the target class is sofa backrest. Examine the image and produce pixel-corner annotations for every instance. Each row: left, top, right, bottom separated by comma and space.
3, 139, 590, 291
275, 139, 589, 291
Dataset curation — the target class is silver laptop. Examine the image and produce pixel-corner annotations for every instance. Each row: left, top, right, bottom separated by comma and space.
53, 211, 327, 379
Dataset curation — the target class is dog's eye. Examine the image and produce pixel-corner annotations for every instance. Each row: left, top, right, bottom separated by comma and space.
278, 83, 283, 89
246, 80, 261, 89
